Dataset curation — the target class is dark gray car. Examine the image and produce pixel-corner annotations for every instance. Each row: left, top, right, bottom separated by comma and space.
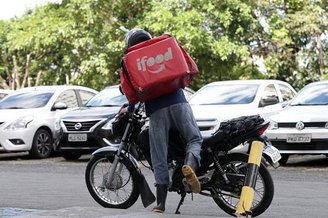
54, 85, 127, 160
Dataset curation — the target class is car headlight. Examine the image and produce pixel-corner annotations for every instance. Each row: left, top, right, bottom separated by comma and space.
101, 118, 115, 130
5, 115, 34, 131
54, 118, 62, 132
268, 119, 278, 130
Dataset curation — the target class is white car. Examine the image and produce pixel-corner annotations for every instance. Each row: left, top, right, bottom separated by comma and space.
189, 80, 297, 138
0, 85, 98, 158
266, 80, 328, 164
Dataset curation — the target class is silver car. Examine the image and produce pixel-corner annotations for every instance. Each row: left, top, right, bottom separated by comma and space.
0, 86, 98, 158
266, 81, 328, 164
189, 80, 297, 138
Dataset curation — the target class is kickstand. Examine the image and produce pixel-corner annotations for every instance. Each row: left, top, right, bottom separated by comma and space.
175, 192, 186, 214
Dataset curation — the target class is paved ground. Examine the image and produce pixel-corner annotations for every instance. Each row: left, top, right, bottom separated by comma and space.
12, 207, 229, 218
1, 153, 328, 218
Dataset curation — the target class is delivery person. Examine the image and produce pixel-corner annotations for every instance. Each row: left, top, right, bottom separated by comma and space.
120, 28, 202, 213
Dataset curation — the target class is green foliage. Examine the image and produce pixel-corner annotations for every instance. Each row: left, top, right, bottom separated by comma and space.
0, 0, 327, 91
258, 0, 328, 90
140, 0, 263, 89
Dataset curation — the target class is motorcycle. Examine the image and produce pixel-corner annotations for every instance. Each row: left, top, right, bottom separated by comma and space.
85, 103, 281, 217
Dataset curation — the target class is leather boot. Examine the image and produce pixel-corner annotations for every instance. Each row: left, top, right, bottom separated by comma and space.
152, 184, 168, 213
182, 153, 201, 193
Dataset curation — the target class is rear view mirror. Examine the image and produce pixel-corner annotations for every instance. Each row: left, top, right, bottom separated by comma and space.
282, 101, 291, 108
260, 96, 279, 107
52, 102, 68, 111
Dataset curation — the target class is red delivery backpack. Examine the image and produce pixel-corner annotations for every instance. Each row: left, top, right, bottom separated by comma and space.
120, 34, 198, 104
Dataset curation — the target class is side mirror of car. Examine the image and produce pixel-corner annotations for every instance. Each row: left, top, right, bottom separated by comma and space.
282, 101, 291, 108
52, 102, 68, 111
260, 96, 279, 107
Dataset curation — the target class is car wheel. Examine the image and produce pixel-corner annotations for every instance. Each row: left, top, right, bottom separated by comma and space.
278, 154, 289, 165
29, 129, 53, 159
62, 152, 82, 161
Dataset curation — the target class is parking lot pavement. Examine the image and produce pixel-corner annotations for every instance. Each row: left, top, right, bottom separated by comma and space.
14, 206, 226, 218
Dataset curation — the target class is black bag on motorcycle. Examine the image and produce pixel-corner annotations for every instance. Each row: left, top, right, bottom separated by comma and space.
208, 115, 265, 151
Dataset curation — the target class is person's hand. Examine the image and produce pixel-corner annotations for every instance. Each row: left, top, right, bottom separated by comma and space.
118, 107, 129, 117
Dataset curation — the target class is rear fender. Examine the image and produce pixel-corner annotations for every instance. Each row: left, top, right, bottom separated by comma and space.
229, 136, 280, 168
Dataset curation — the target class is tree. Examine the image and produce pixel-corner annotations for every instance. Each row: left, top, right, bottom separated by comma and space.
0, 0, 152, 90
139, 0, 267, 89
255, 0, 328, 90
1, 0, 327, 91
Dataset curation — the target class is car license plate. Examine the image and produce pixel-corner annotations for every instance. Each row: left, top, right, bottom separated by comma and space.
68, 134, 87, 142
286, 134, 311, 143
263, 145, 281, 163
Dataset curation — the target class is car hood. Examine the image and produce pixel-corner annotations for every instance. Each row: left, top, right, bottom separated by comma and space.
0, 108, 43, 122
270, 105, 328, 122
191, 104, 258, 121
61, 106, 121, 120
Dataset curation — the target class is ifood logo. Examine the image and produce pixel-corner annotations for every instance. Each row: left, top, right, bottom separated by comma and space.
136, 48, 173, 74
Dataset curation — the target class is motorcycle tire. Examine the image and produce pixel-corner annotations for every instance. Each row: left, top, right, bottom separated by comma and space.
211, 153, 274, 217
85, 155, 140, 209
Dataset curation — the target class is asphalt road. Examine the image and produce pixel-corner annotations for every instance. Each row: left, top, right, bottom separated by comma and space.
0, 152, 327, 218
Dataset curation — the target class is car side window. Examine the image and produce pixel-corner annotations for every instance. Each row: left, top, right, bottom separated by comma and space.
78, 90, 96, 105
259, 84, 279, 107
278, 84, 295, 101
55, 90, 78, 108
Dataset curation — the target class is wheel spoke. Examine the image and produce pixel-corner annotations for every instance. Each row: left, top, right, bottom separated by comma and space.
89, 158, 134, 205
214, 159, 266, 211
36, 132, 51, 156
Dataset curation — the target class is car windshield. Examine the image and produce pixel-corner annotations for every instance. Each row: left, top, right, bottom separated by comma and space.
0, 91, 54, 109
290, 83, 328, 106
85, 86, 128, 107
189, 84, 259, 105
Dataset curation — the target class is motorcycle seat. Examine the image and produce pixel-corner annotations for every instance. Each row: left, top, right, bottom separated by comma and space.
202, 115, 265, 151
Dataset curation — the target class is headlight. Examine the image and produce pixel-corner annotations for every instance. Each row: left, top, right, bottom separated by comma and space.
54, 118, 62, 131
268, 119, 278, 130
101, 118, 115, 130
5, 115, 34, 131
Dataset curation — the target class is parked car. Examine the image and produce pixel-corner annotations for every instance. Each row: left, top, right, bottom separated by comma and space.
189, 80, 297, 138
0, 85, 98, 158
55, 85, 195, 160
0, 89, 12, 100
265, 80, 328, 164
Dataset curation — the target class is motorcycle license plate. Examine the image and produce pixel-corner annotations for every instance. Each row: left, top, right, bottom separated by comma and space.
68, 134, 87, 142
263, 145, 281, 163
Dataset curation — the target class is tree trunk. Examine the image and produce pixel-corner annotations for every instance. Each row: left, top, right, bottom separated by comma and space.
35, 70, 43, 86
1, 55, 13, 89
12, 55, 21, 90
22, 54, 31, 88
316, 33, 324, 80
0, 77, 10, 89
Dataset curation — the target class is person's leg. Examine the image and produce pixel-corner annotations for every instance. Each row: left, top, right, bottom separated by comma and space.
170, 103, 202, 163
149, 108, 170, 212
170, 103, 202, 193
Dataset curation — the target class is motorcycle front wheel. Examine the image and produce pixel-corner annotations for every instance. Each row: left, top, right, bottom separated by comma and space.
211, 153, 274, 217
85, 155, 140, 209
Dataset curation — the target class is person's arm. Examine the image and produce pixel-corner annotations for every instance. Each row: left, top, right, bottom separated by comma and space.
127, 104, 135, 113
119, 103, 135, 116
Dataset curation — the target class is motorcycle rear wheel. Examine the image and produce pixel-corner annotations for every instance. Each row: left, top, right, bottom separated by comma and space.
211, 153, 274, 217
85, 155, 140, 209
